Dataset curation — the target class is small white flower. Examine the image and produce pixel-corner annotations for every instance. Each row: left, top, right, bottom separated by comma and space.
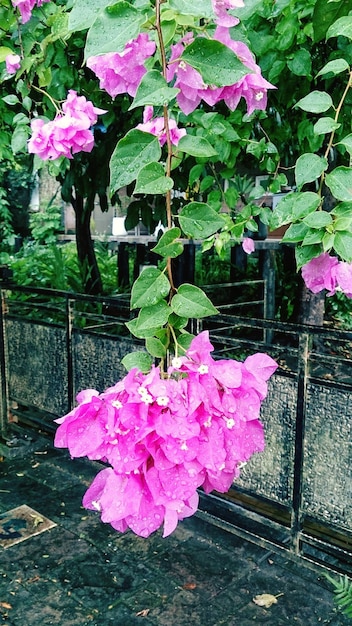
198, 364, 209, 375
226, 418, 235, 429
91, 500, 101, 511
180, 441, 188, 451
172, 357, 183, 369
156, 396, 169, 407
142, 393, 153, 404
255, 91, 264, 101
111, 399, 122, 409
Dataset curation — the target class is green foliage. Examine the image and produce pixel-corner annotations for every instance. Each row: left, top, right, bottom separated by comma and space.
325, 574, 352, 618
29, 204, 62, 245
0, 187, 14, 250
5, 241, 119, 295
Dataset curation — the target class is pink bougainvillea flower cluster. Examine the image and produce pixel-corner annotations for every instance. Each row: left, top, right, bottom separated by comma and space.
28, 90, 107, 160
136, 106, 186, 147
54, 331, 277, 538
302, 252, 352, 298
166, 29, 275, 116
11, 0, 49, 23
242, 237, 255, 255
87, 33, 156, 99
211, 0, 244, 27
5, 54, 21, 75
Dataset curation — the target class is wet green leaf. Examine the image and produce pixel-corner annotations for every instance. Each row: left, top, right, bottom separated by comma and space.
130, 267, 170, 310
181, 38, 251, 87
134, 162, 173, 195
177, 135, 218, 158
110, 130, 161, 193
171, 284, 218, 318
151, 227, 184, 258
130, 71, 179, 109
179, 202, 225, 239
121, 351, 153, 373
326, 167, 352, 202
295, 154, 328, 189
295, 91, 333, 113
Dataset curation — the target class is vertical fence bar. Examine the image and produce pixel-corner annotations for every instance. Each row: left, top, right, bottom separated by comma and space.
291, 330, 310, 555
0, 289, 9, 438
65, 295, 74, 414
262, 249, 276, 344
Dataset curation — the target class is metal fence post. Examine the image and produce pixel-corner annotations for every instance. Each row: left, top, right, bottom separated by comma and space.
65, 295, 74, 414
0, 289, 9, 438
291, 330, 310, 555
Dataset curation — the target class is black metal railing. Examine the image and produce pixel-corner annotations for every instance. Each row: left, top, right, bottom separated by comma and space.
0, 283, 351, 575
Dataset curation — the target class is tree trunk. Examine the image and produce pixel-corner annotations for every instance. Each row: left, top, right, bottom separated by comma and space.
73, 190, 103, 295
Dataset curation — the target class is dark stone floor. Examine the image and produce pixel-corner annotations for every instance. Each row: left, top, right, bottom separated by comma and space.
0, 439, 349, 626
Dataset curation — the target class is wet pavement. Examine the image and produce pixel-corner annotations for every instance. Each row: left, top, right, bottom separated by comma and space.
0, 436, 350, 626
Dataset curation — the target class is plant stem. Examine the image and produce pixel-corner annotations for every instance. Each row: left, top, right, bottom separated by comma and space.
155, 0, 176, 294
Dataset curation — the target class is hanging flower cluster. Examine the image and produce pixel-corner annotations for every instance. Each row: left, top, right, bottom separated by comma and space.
54, 331, 277, 538
87, 33, 156, 99
166, 28, 275, 116
136, 106, 186, 147
28, 90, 107, 160
302, 252, 352, 298
11, 0, 49, 23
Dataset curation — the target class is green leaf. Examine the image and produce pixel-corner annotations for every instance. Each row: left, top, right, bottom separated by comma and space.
168, 312, 188, 329
322, 232, 335, 252
313, 0, 352, 42
121, 351, 153, 373
145, 337, 167, 358
270, 192, 321, 229
110, 129, 161, 193
176, 332, 194, 351
295, 91, 333, 113
179, 202, 226, 239
2, 94, 19, 105
181, 38, 251, 87
295, 154, 328, 190
316, 58, 350, 78
334, 231, 352, 261
295, 244, 322, 270
281, 222, 310, 243
0, 47, 14, 63
151, 227, 184, 258
303, 211, 333, 228
69, 0, 115, 31
313, 117, 341, 136
134, 162, 173, 195
337, 134, 352, 156
125, 318, 160, 339
168, 0, 212, 18
130, 267, 170, 310
132, 300, 171, 334
161, 18, 177, 46
11, 126, 29, 153
302, 229, 325, 246
171, 284, 218, 318
331, 201, 352, 218
130, 71, 179, 109
177, 135, 218, 158
326, 167, 352, 202
84, 1, 147, 59
326, 16, 352, 40
287, 48, 312, 77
